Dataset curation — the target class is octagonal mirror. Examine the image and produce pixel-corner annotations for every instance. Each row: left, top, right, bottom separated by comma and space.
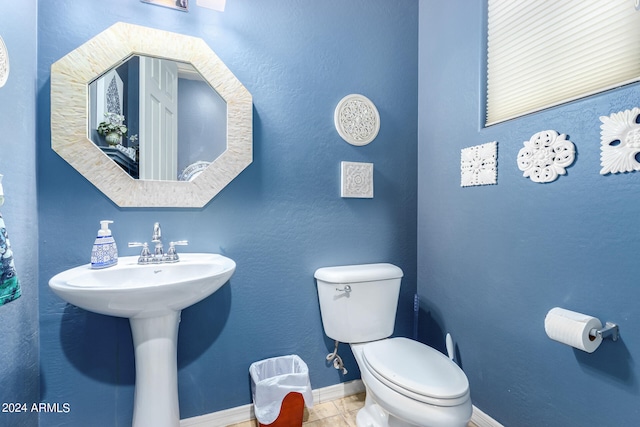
51, 22, 252, 207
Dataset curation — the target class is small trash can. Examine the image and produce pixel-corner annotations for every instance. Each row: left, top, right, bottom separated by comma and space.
249, 354, 313, 427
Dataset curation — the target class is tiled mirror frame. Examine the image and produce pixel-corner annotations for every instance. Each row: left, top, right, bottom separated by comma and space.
50, 22, 252, 208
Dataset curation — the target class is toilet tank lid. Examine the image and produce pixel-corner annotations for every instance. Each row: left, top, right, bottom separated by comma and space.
314, 263, 403, 283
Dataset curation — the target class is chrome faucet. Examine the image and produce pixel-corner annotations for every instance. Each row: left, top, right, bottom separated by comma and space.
152, 222, 162, 241
152, 222, 163, 258
128, 222, 188, 264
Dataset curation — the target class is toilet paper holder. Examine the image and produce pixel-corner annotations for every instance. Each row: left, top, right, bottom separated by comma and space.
589, 322, 619, 342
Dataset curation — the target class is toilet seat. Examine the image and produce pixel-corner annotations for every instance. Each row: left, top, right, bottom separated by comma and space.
361, 337, 470, 407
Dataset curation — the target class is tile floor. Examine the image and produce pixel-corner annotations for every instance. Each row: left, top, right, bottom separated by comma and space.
227, 392, 479, 427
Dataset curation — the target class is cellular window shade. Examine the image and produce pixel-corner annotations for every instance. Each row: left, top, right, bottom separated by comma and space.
486, 0, 640, 126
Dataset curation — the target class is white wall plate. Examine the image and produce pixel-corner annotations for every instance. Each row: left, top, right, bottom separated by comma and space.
341, 161, 373, 198
461, 141, 497, 187
517, 130, 575, 183
334, 94, 380, 146
599, 107, 640, 175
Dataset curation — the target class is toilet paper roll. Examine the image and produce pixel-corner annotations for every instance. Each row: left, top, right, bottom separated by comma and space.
544, 307, 603, 353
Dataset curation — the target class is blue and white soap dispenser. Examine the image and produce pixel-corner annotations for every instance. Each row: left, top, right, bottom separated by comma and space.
90, 220, 118, 269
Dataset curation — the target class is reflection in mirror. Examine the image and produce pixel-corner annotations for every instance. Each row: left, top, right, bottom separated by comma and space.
88, 55, 227, 182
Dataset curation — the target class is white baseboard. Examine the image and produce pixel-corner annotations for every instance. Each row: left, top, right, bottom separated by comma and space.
471, 405, 504, 427
313, 378, 365, 404
180, 381, 504, 427
180, 380, 365, 427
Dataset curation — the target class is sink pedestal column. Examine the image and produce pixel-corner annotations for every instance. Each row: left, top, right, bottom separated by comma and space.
130, 311, 181, 427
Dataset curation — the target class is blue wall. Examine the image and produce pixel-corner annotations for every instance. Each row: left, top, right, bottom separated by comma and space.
10, 1, 639, 426
0, 1, 39, 427
419, 1, 640, 426
37, 1, 418, 426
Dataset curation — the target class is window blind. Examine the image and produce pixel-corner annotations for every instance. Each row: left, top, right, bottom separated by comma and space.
486, 0, 640, 126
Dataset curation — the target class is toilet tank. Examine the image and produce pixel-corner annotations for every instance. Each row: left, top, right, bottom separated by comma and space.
314, 263, 403, 343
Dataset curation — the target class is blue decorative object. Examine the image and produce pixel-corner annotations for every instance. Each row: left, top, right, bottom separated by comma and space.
0, 214, 20, 306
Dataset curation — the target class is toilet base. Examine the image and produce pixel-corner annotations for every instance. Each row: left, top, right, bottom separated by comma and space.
357, 384, 471, 427
356, 394, 416, 427
356, 403, 429, 427
356, 393, 388, 427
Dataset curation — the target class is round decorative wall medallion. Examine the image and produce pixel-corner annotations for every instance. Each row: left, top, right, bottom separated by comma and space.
0, 35, 9, 88
334, 94, 380, 146
517, 130, 575, 183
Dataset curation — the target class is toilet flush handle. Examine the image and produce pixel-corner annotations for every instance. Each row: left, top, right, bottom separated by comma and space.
335, 285, 351, 293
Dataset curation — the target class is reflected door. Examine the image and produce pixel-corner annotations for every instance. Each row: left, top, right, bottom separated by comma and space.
139, 57, 178, 180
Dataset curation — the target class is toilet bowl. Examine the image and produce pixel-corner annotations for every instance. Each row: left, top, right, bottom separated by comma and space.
315, 263, 472, 427
352, 338, 471, 427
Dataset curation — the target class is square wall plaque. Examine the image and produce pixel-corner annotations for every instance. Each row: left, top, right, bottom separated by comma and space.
461, 141, 497, 187
341, 161, 373, 198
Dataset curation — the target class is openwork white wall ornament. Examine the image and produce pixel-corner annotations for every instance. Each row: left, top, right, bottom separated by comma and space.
0, 35, 9, 88
341, 161, 373, 198
599, 107, 640, 175
334, 94, 380, 146
517, 130, 575, 183
461, 141, 497, 187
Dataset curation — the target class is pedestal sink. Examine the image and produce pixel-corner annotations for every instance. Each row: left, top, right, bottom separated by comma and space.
49, 253, 236, 427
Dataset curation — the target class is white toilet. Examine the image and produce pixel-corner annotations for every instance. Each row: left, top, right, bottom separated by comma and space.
315, 263, 472, 427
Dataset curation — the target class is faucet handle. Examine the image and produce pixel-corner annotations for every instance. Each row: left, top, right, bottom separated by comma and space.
128, 242, 152, 264
164, 240, 188, 263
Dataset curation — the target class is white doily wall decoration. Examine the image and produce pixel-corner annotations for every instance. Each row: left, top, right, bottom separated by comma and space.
341, 161, 373, 198
599, 107, 640, 175
0, 35, 9, 88
461, 141, 497, 187
517, 130, 575, 183
334, 94, 380, 146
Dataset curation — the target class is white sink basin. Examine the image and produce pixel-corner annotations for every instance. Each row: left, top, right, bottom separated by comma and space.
49, 253, 236, 318
49, 253, 235, 427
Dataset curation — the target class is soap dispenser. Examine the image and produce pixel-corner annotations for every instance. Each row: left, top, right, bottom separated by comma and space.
91, 220, 118, 269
